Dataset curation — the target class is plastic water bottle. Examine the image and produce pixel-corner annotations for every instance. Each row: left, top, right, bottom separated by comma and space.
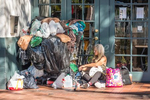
64, 75, 73, 88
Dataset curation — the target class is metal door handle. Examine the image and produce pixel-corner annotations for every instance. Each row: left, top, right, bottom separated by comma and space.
95, 29, 99, 33
94, 36, 99, 40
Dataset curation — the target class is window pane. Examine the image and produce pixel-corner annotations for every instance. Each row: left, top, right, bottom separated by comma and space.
115, 22, 131, 37
115, 56, 130, 71
115, 5, 131, 20
115, 0, 130, 3
84, 0, 94, 3
84, 5, 94, 20
84, 22, 94, 37
115, 39, 130, 54
72, 5, 82, 19
39, 5, 49, 17
132, 57, 148, 72
132, 0, 148, 3
72, 0, 82, 3
132, 5, 148, 20
50, 0, 61, 3
39, 0, 49, 4
51, 5, 61, 18
132, 22, 148, 38
133, 39, 148, 55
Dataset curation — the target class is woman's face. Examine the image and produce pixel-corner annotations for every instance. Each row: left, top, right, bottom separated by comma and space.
94, 48, 98, 55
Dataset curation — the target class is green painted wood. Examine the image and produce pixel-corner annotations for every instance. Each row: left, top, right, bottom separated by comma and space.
99, 0, 113, 67
0, 38, 6, 89
0, 37, 20, 89
109, 0, 115, 68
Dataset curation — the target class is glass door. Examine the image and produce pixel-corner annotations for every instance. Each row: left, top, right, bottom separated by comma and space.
34, 0, 100, 65
70, 0, 100, 65
115, 0, 149, 81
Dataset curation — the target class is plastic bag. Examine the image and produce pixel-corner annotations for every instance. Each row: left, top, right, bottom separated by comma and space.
19, 70, 38, 89
41, 36, 70, 74
70, 63, 78, 73
27, 45, 45, 70
106, 68, 123, 87
40, 22, 51, 38
89, 66, 103, 77
49, 20, 65, 36
7, 72, 24, 90
28, 65, 44, 78
30, 19, 41, 35
30, 36, 42, 47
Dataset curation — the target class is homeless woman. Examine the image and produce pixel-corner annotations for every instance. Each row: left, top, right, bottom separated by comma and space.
79, 44, 107, 89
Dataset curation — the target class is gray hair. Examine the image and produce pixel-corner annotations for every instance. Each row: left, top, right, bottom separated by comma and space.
93, 44, 105, 62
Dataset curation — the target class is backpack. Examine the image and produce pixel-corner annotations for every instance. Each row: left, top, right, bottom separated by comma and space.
120, 66, 132, 85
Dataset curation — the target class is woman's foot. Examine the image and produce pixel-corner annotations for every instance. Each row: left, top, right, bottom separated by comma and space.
94, 82, 102, 88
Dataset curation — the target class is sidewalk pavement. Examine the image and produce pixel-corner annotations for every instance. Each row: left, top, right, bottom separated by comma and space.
0, 83, 150, 100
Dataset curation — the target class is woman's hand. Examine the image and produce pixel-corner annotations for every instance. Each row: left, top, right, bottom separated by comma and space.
79, 65, 85, 71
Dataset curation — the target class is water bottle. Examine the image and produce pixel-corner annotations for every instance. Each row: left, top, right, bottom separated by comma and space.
64, 75, 73, 88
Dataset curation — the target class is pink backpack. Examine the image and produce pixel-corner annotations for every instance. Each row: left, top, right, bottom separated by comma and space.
106, 68, 123, 87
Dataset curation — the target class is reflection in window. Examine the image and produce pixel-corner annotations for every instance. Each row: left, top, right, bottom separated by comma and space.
115, 0, 130, 3
132, 0, 148, 3
115, 39, 130, 54
51, 0, 61, 3
115, 5, 131, 20
72, 0, 82, 3
51, 5, 61, 18
84, 0, 94, 3
115, 56, 130, 71
84, 5, 94, 20
132, 57, 148, 72
39, 5, 49, 17
39, 0, 49, 4
84, 22, 94, 37
115, 22, 131, 37
72, 5, 82, 19
133, 39, 148, 55
132, 22, 148, 37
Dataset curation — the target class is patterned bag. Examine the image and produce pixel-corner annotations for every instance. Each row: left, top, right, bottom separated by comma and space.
106, 68, 123, 87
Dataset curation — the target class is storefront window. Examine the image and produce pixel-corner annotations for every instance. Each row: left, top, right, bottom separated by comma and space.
132, 0, 148, 3
115, 0, 130, 3
84, 5, 94, 20
115, 22, 131, 37
115, 56, 130, 71
115, 39, 130, 54
132, 5, 148, 20
115, 0, 148, 73
132, 57, 148, 72
115, 5, 131, 20
132, 22, 148, 37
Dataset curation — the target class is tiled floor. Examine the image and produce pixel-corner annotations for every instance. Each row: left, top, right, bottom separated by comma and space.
1, 83, 150, 100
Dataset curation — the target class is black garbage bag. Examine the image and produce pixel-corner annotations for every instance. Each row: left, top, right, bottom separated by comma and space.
41, 36, 70, 75
27, 45, 45, 70
19, 70, 39, 89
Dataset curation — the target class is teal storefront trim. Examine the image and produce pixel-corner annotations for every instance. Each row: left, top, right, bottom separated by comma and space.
0, 37, 21, 89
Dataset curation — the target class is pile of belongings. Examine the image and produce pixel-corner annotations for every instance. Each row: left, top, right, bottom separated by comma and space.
17, 16, 86, 88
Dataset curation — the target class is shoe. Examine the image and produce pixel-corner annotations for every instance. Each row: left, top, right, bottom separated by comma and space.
94, 82, 102, 89
82, 83, 89, 89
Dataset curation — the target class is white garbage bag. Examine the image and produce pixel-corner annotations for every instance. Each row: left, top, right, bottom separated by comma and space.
7, 72, 24, 90
40, 22, 51, 38
30, 19, 41, 35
